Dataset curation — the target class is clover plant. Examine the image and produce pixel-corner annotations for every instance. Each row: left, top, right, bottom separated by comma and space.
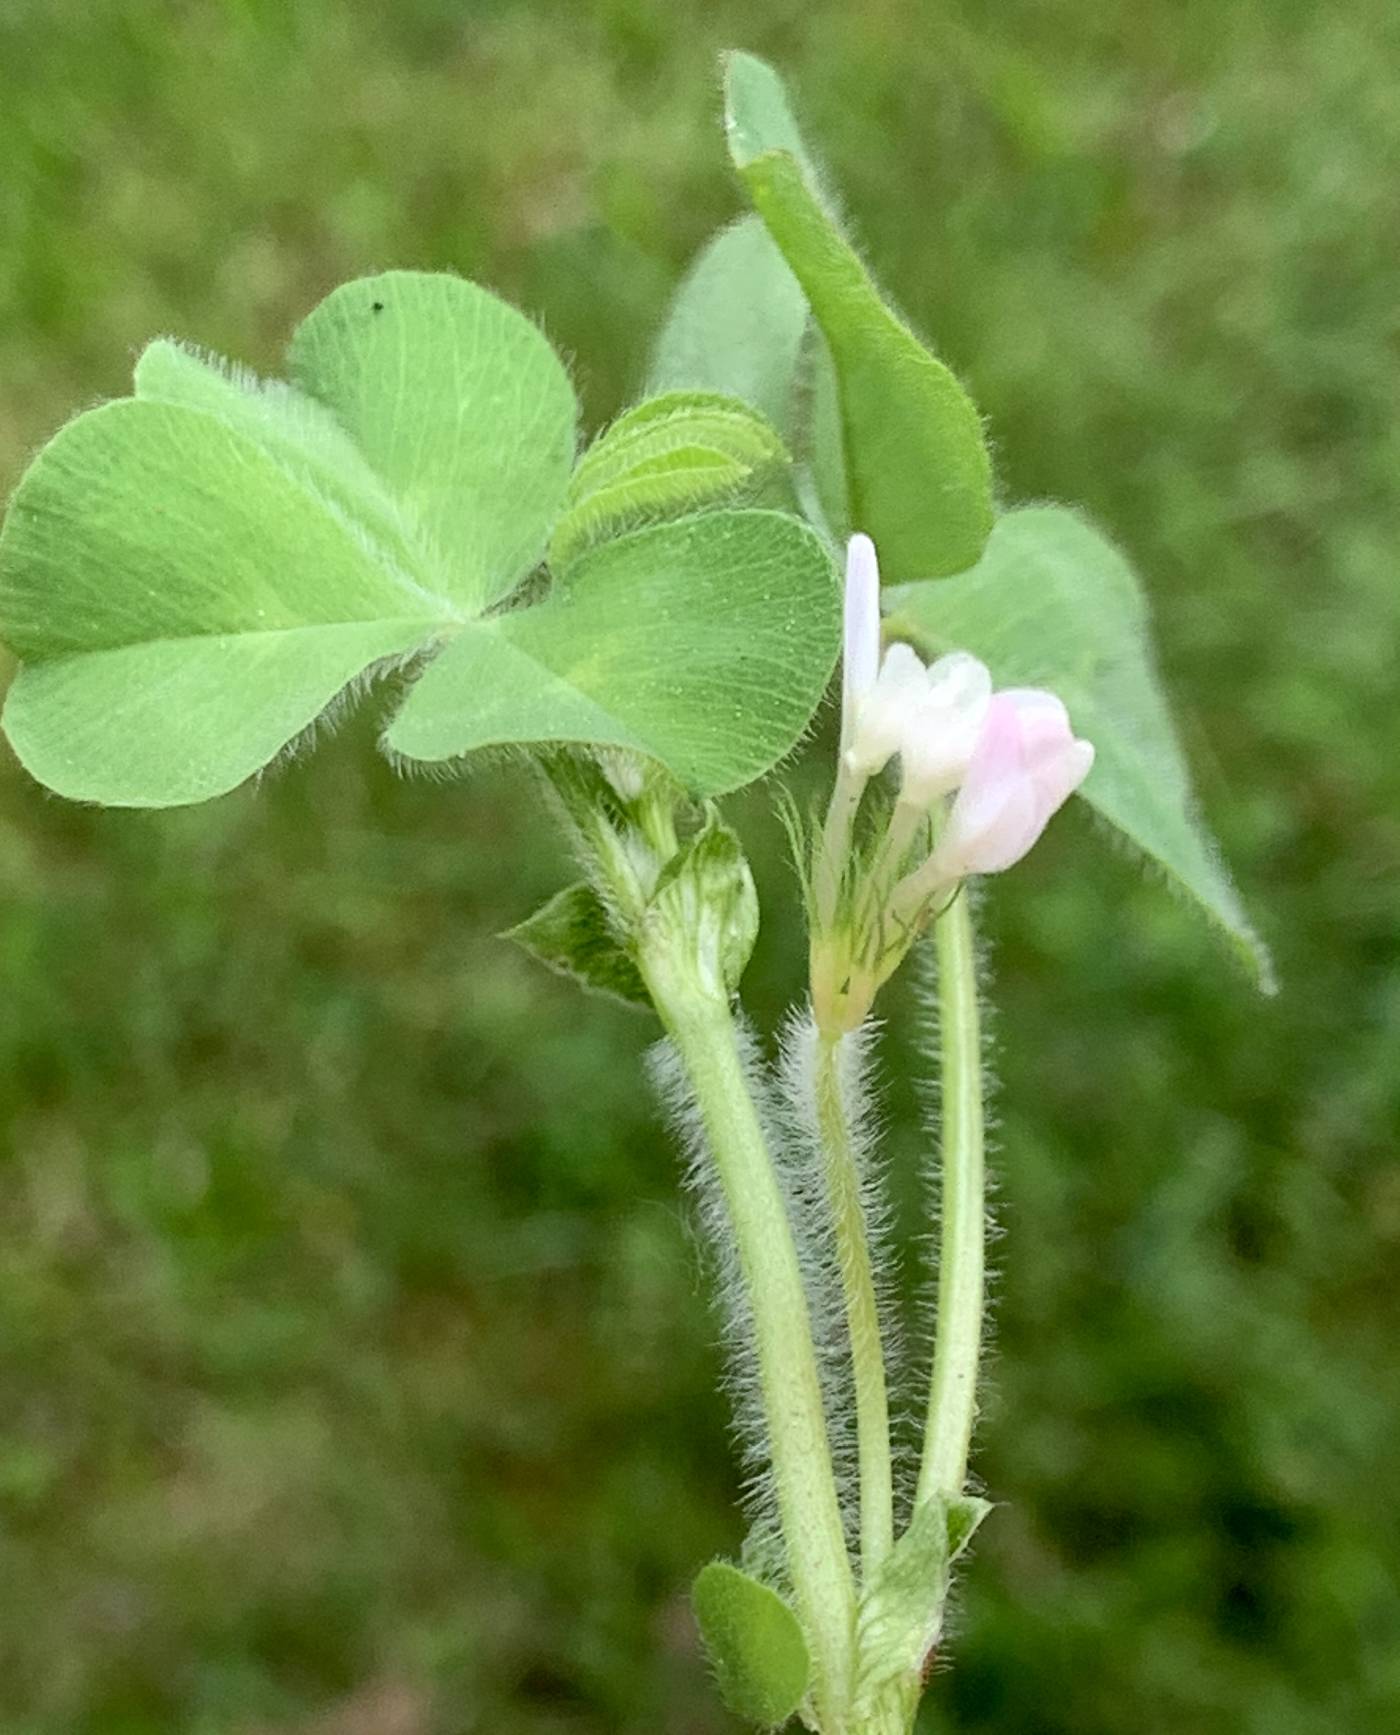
0, 51, 1269, 1735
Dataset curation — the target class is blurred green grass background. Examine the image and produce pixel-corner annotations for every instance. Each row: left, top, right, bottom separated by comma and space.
2, 1, 1398, 1731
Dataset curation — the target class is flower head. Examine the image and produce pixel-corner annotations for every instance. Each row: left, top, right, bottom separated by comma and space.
931, 688, 1095, 878
818, 537, 1095, 1032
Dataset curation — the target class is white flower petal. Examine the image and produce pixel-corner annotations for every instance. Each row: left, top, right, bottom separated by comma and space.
925, 651, 992, 713
846, 641, 928, 777
841, 533, 882, 749
895, 652, 992, 805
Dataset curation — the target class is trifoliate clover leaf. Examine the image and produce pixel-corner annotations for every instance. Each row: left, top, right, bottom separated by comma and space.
0, 273, 839, 808
384, 509, 838, 797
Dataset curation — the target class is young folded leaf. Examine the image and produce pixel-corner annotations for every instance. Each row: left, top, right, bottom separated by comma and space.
550, 390, 788, 570
646, 808, 760, 998
883, 506, 1273, 988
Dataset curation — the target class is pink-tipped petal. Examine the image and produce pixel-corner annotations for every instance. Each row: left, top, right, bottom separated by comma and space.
935, 695, 1037, 873
1032, 737, 1095, 824
1001, 688, 1073, 765
932, 691, 1093, 877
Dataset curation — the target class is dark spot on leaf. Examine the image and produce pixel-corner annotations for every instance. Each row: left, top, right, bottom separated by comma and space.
371, 300, 385, 313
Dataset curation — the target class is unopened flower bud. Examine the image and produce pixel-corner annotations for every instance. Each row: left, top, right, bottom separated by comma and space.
841, 532, 882, 748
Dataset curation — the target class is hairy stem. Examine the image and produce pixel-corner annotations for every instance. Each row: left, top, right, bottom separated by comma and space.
646, 968, 856, 1723
812, 1028, 894, 1579
918, 890, 986, 1505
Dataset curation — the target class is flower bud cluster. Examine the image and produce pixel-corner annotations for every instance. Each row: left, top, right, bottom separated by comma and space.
810, 533, 1094, 1035
841, 533, 1093, 881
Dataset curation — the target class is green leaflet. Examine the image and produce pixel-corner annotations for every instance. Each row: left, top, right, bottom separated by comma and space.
646, 220, 848, 545
692, 1561, 811, 1728
134, 338, 438, 592
646, 216, 810, 436
723, 52, 994, 581
386, 509, 839, 797
0, 397, 453, 807
288, 270, 578, 612
884, 506, 1273, 988
503, 881, 650, 1010
798, 319, 851, 543
550, 390, 788, 570
853, 1494, 990, 1714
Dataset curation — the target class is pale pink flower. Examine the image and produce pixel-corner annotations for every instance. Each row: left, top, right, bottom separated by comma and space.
932, 689, 1095, 877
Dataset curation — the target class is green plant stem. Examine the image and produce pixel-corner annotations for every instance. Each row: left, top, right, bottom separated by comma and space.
917, 889, 986, 1506
813, 1028, 894, 1580
643, 964, 856, 1724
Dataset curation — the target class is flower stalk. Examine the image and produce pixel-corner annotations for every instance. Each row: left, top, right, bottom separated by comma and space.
808, 1026, 894, 1579
917, 888, 986, 1505
639, 949, 857, 1726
